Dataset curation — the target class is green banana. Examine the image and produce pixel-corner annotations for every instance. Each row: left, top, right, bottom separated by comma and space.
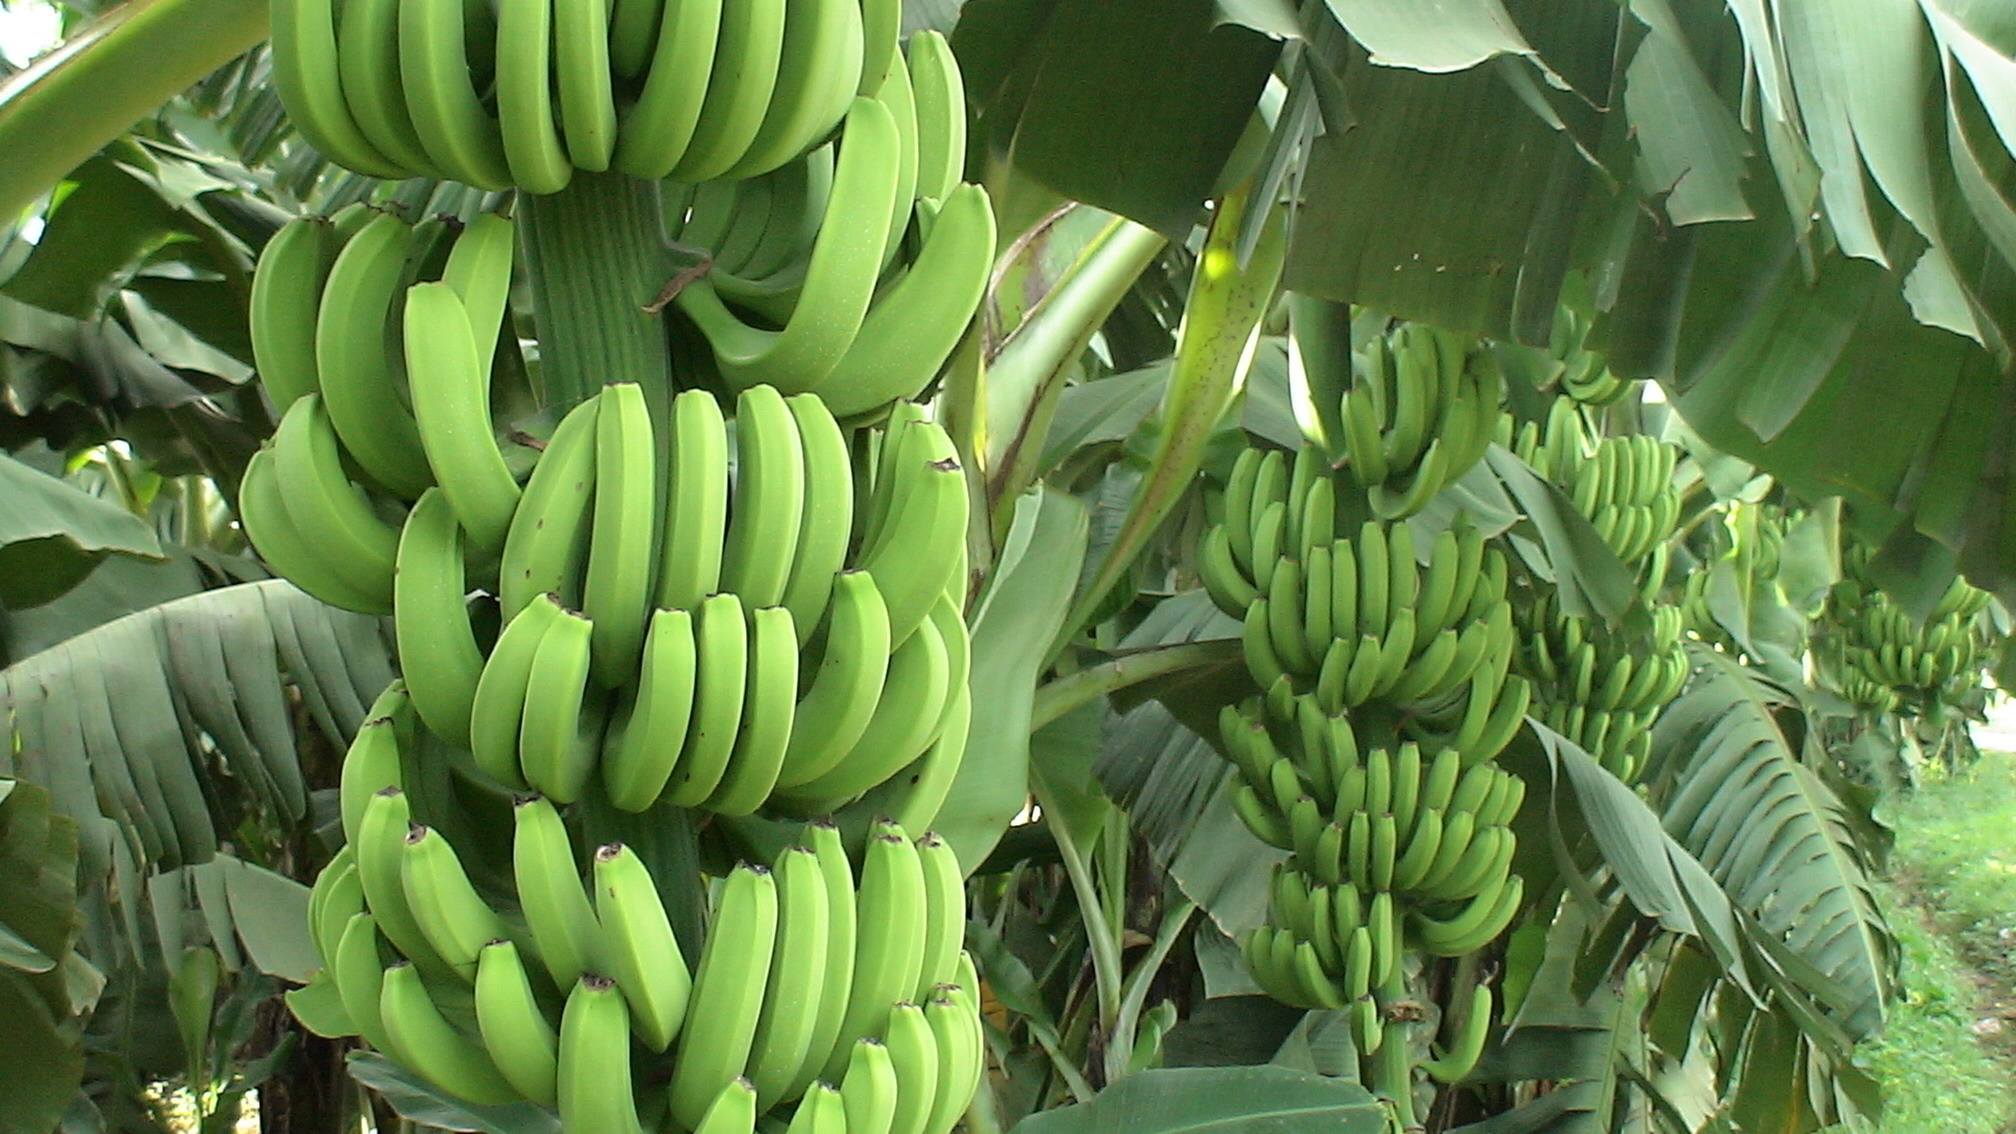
707, 605, 799, 815
667, 592, 750, 805
658, 388, 732, 610
379, 962, 519, 1105
594, 841, 695, 1052
404, 281, 520, 553
470, 594, 564, 788
500, 393, 600, 619
401, 824, 507, 980
668, 863, 780, 1129
747, 844, 832, 1107
559, 976, 646, 1134
513, 794, 608, 988
584, 382, 660, 686
474, 940, 560, 1106
313, 211, 432, 498
518, 606, 604, 804
603, 607, 700, 810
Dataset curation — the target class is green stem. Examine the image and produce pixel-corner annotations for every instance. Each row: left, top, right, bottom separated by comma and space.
1372, 968, 1418, 1131
1033, 775, 1124, 1033
1106, 898, 1195, 1084
1029, 640, 1242, 730
517, 172, 675, 425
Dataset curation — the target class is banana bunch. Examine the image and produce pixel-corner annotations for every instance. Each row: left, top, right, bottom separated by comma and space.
1315, 320, 1504, 519
425, 385, 970, 820
310, 695, 982, 1130
669, 40, 997, 422
271, 0, 903, 192
1821, 557, 1997, 711
1513, 596, 1688, 781
1502, 399, 1680, 565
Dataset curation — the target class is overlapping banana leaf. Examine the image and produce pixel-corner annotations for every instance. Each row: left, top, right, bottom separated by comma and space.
0, 579, 394, 877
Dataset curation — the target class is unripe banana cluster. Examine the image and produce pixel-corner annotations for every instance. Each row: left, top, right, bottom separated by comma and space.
308, 682, 981, 1132
1548, 303, 1637, 407
664, 37, 997, 421
1501, 399, 1680, 565
1197, 440, 1529, 1085
1820, 554, 1996, 716
1332, 322, 1505, 520
1512, 595, 1688, 781
272, 0, 909, 192
245, 209, 973, 824
1678, 502, 1791, 650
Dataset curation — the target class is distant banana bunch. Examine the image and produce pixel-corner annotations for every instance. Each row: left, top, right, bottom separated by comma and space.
1548, 301, 1637, 407
666, 38, 997, 422
246, 206, 972, 823
305, 689, 981, 1129
1513, 595, 1688, 781
1501, 399, 1680, 565
271, 0, 908, 192
1194, 438, 1528, 1083
1678, 502, 1791, 648
1319, 320, 1504, 520
1822, 556, 1996, 713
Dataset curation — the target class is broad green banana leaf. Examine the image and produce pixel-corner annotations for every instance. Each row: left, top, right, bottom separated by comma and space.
0, 579, 394, 878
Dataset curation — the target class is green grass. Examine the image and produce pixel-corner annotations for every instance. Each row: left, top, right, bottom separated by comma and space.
1863, 751, 2016, 1134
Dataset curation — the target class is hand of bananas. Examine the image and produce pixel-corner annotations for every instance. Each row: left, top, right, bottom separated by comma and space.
1513, 595, 1688, 781
272, 0, 913, 192
246, 208, 972, 822
1292, 314, 1504, 520
1548, 300, 1638, 407
308, 687, 982, 1130
662, 37, 998, 421
1501, 398, 1680, 565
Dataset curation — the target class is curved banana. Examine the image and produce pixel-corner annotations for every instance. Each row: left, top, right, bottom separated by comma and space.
584, 383, 660, 686
518, 607, 604, 804
666, 592, 749, 805
329, 913, 392, 1051
354, 788, 452, 975
603, 608, 700, 810
558, 976, 646, 1134
494, 0, 574, 193
241, 447, 386, 612
313, 212, 432, 498
780, 393, 855, 639
474, 940, 560, 1106
669, 0, 789, 181
723, 0, 863, 179
249, 216, 336, 410
401, 824, 507, 979
405, 283, 521, 552
856, 429, 967, 647
612, 0, 725, 180
338, 708, 404, 847
905, 32, 967, 204
778, 608, 950, 812
838, 1038, 899, 1134
553, 0, 618, 171
658, 388, 732, 611
513, 794, 608, 987
719, 385, 807, 607
708, 605, 800, 814
681, 98, 900, 393
379, 963, 519, 1105
271, 395, 403, 603
269, 0, 406, 177
821, 825, 926, 1080
594, 841, 695, 1051
468, 595, 562, 787
393, 490, 483, 748
747, 845, 832, 1107
692, 1077, 759, 1134
813, 184, 997, 420
397, 0, 511, 188
500, 394, 601, 619
882, 1001, 939, 1134
668, 863, 780, 1129
787, 820, 859, 1100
